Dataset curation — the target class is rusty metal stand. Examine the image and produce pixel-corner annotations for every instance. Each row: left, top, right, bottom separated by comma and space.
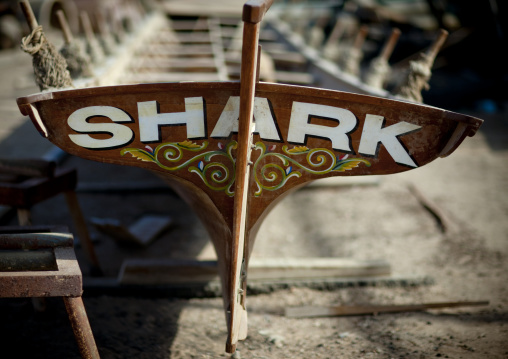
0, 226, 100, 359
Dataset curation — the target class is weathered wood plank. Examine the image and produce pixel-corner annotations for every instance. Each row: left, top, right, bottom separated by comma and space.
118, 257, 391, 285
91, 215, 173, 247
285, 301, 490, 318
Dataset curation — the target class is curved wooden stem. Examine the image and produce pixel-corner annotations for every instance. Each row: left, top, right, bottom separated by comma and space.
226, 19, 260, 356
325, 18, 346, 48
19, 0, 39, 31
380, 28, 401, 61
426, 29, 448, 64
353, 25, 369, 51
95, 11, 109, 38
243, 0, 274, 23
226, 0, 273, 354
80, 11, 96, 44
57, 10, 74, 44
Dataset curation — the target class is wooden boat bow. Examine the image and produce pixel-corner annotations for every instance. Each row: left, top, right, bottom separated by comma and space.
16, 0, 482, 354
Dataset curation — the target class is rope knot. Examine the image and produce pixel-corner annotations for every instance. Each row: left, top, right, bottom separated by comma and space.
409, 59, 432, 79
19, 25, 73, 90
20, 25, 46, 55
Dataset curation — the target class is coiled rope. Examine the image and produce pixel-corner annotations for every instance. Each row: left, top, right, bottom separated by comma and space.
60, 41, 93, 79
21, 26, 73, 90
395, 53, 432, 103
364, 57, 390, 89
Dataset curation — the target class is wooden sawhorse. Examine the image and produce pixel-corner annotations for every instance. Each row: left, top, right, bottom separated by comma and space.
0, 158, 102, 275
0, 226, 100, 358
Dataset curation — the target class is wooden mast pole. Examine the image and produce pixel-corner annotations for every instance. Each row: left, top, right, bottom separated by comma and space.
56, 10, 74, 44
379, 28, 401, 62
226, 0, 273, 354
19, 0, 38, 32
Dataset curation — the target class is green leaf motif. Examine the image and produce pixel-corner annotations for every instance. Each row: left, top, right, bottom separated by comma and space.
333, 159, 371, 172
121, 141, 371, 197
121, 148, 156, 163
254, 142, 371, 196
286, 146, 309, 154
121, 140, 236, 196
177, 140, 206, 150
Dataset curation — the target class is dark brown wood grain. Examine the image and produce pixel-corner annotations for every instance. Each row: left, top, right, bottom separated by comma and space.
16, 81, 483, 269
17, 80, 482, 353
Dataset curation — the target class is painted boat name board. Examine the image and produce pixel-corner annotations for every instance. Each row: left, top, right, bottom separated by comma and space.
17, 82, 482, 198
67, 95, 421, 168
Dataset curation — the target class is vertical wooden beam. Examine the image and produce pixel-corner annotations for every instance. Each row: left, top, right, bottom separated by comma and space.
226, 0, 273, 354
80, 12, 96, 45
425, 29, 448, 65
227, 18, 259, 355
56, 10, 74, 44
19, 0, 39, 32
379, 28, 401, 62
16, 208, 32, 226
64, 191, 103, 276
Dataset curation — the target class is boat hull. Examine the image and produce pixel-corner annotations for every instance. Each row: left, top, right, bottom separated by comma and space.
17, 80, 482, 350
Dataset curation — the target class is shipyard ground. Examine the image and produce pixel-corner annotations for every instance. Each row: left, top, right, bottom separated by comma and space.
1, 49, 507, 358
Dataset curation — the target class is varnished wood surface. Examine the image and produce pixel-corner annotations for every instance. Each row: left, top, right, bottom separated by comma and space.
17, 80, 482, 353
228, 17, 261, 353
17, 81, 482, 231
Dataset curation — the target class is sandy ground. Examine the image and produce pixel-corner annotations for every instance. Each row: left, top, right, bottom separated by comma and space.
1, 49, 508, 359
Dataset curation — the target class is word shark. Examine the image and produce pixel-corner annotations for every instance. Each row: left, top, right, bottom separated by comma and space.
67, 96, 421, 167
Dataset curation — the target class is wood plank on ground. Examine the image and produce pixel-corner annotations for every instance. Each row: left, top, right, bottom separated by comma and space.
285, 301, 490, 318
118, 257, 391, 285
